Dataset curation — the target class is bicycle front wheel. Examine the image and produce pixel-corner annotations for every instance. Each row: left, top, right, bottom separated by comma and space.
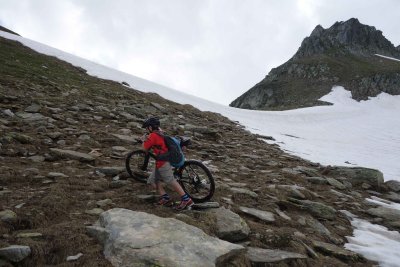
177, 160, 215, 203
125, 150, 153, 183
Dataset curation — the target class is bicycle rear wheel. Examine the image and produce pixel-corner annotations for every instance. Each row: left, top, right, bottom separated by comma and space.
177, 160, 215, 203
125, 150, 153, 183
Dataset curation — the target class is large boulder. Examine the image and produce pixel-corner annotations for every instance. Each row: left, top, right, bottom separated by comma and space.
289, 198, 337, 220
328, 166, 384, 189
87, 208, 245, 267
0, 245, 31, 262
212, 207, 250, 242
366, 206, 400, 222
49, 148, 95, 163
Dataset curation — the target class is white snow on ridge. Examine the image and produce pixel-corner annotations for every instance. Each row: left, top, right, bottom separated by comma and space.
375, 54, 400, 62
1, 31, 400, 182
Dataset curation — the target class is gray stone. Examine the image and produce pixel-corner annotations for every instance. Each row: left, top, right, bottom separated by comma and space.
288, 188, 306, 199
2, 109, 14, 117
213, 207, 250, 242
326, 177, 346, 190
385, 180, 400, 192
227, 182, 247, 187
95, 167, 125, 177
24, 104, 41, 113
246, 247, 307, 264
15, 112, 47, 121
289, 199, 337, 220
88, 208, 244, 266
366, 206, 400, 221
312, 240, 361, 261
0, 245, 31, 262
16, 232, 43, 238
239, 206, 275, 222
47, 172, 69, 179
66, 253, 83, 261
230, 188, 258, 198
78, 134, 91, 140
49, 148, 95, 163
294, 166, 321, 177
28, 156, 45, 163
329, 166, 384, 189
0, 210, 17, 224
46, 132, 63, 139
306, 217, 331, 235
85, 208, 104, 216
281, 168, 301, 176
274, 208, 291, 220
9, 133, 33, 144
96, 199, 113, 207
151, 102, 166, 111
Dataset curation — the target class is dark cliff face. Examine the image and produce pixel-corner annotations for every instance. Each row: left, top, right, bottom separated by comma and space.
230, 18, 400, 110
0, 25, 20, 36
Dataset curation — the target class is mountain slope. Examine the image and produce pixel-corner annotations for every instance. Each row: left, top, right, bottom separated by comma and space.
1, 29, 400, 267
230, 18, 400, 110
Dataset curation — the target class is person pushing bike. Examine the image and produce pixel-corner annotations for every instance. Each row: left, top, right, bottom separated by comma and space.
141, 117, 194, 210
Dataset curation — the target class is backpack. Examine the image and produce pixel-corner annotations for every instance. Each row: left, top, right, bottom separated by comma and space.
155, 132, 185, 168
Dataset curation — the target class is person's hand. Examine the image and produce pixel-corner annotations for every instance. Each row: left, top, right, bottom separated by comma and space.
140, 133, 148, 142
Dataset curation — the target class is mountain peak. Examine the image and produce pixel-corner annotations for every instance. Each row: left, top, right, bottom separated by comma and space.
294, 18, 399, 59
310, 24, 324, 37
230, 19, 400, 111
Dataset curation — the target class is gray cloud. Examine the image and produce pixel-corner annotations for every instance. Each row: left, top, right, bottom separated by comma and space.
0, 0, 399, 104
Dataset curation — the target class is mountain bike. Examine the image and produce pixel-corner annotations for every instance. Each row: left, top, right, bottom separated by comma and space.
125, 137, 215, 203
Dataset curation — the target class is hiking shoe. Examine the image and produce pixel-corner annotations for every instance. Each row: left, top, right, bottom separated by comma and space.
157, 197, 173, 206
174, 198, 194, 211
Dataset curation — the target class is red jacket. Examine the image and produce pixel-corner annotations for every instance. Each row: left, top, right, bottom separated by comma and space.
143, 132, 167, 169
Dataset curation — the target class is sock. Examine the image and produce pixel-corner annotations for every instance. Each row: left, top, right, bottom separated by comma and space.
161, 193, 170, 200
181, 193, 190, 201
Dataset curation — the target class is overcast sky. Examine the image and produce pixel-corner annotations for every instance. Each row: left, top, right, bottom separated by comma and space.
0, 0, 399, 105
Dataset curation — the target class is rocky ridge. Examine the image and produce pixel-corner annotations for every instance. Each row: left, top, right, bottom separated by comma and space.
230, 18, 400, 110
1, 33, 400, 266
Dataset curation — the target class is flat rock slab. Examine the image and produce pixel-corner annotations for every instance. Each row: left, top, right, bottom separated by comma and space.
230, 188, 258, 198
95, 167, 125, 177
239, 206, 275, 222
246, 247, 307, 264
212, 207, 250, 242
366, 206, 400, 221
0, 245, 31, 262
87, 208, 245, 267
312, 240, 361, 262
50, 148, 95, 163
289, 199, 337, 220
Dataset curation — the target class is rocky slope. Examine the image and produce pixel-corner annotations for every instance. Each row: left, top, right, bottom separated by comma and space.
230, 18, 400, 110
1, 34, 400, 266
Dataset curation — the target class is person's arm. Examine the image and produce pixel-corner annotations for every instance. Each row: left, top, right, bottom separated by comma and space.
142, 133, 153, 153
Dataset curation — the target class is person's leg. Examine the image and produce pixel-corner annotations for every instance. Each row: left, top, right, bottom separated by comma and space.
159, 162, 193, 210
156, 181, 167, 196
149, 167, 171, 205
169, 179, 185, 196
